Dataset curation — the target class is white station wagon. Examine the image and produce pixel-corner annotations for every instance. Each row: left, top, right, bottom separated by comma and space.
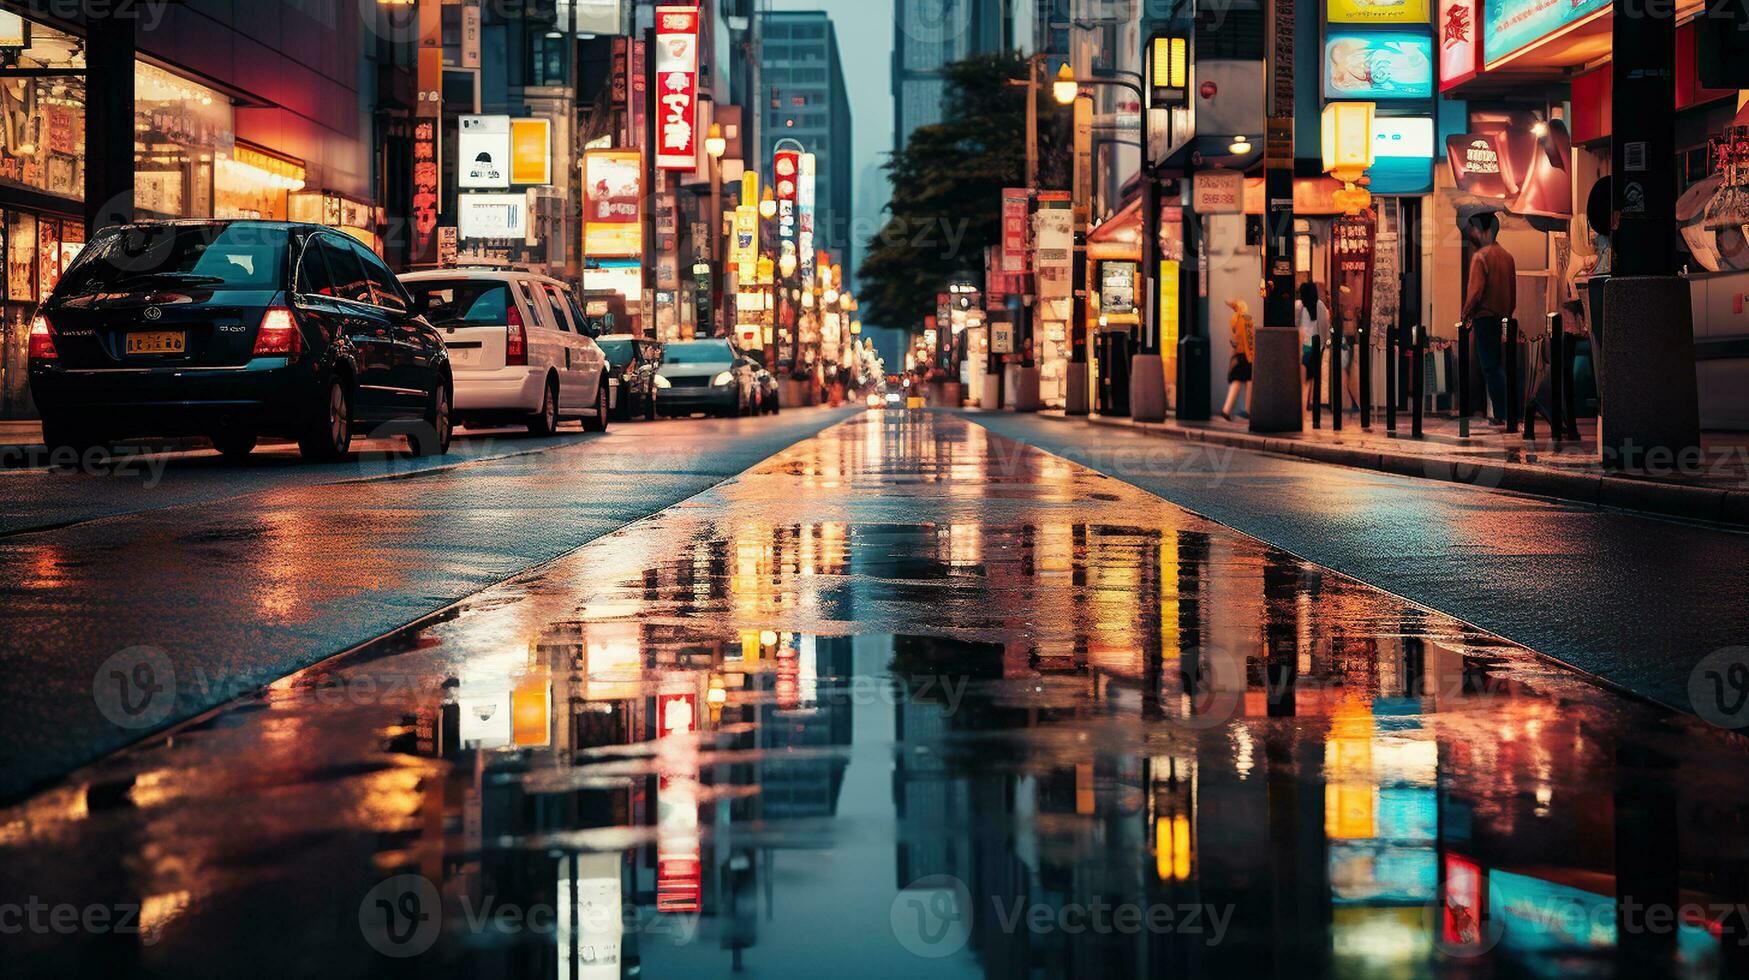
400, 269, 612, 434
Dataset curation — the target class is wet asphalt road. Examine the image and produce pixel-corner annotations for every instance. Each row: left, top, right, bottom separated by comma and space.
3, 410, 1747, 978
964, 410, 1749, 714
0, 410, 856, 799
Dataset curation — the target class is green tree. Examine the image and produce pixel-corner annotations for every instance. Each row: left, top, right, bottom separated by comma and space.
859, 52, 1070, 333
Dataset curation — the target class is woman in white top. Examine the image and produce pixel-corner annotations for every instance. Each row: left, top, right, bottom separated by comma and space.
1297, 282, 1330, 411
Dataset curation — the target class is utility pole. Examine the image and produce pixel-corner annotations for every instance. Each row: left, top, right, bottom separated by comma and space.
84, 12, 136, 233
1598, 0, 1699, 464
1248, 0, 1302, 432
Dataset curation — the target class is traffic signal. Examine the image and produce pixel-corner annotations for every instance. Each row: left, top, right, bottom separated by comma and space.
1698, 0, 1749, 89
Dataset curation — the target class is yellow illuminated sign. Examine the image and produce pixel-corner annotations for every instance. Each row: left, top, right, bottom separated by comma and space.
1326, 0, 1429, 23
510, 118, 552, 185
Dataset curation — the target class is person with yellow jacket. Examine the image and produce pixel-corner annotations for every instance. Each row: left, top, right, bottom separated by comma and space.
1221, 298, 1255, 421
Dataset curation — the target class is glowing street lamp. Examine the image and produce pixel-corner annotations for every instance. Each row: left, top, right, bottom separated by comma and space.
705, 123, 726, 160
1052, 64, 1079, 106
1321, 101, 1376, 213
759, 186, 776, 219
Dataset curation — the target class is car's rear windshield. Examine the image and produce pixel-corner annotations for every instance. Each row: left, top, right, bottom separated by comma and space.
406, 281, 510, 327
663, 340, 732, 364
55, 223, 288, 298
597, 339, 633, 365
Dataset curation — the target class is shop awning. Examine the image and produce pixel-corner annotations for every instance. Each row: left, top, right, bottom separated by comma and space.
1088, 196, 1141, 260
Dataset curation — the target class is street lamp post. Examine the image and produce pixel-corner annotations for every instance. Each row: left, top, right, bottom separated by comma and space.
1053, 64, 1167, 422
705, 123, 726, 337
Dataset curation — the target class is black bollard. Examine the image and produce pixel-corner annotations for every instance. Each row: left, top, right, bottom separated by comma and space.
1504, 316, 1519, 432
1548, 312, 1565, 445
1359, 324, 1372, 429
1311, 336, 1323, 431
1457, 320, 1471, 439
1385, 320, 1398, 433
1411, 325, 1425, 439
1330, 318, 1344, 432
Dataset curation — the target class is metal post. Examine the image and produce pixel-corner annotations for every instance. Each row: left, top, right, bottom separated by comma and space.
85, 13, 136, 233
1411, 325, 1425, 438
1457, 319, 1470, 439
1548, 311, 1565, 444
1068, 230, 1090, 415
1504, 316, 1519, 431
1359, 323, 1371, 429
1310, 336, 1323, 431
1330, 316, 1344, 431
1385, 318, 1398, 433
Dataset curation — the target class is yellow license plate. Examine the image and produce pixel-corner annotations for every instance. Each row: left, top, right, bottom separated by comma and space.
126, 331, 185, 354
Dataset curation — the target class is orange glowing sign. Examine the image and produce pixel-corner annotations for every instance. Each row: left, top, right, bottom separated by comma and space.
510, 118, 552, 186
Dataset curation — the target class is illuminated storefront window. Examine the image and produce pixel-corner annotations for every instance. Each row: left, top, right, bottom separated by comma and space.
134, 61, 233, 219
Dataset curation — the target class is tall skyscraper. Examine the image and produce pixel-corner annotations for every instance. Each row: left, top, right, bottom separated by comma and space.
759, 11, 854, 263
891, 0, 1013, 151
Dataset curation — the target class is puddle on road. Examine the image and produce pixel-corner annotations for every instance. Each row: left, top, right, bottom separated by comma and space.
3, 411, 1747, 978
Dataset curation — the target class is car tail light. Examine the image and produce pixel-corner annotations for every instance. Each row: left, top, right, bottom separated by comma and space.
506, 303, 527, 366
27, 312, 56, 360
252, 306, 301, 356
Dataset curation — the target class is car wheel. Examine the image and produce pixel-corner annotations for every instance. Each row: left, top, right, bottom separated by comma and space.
583, 374, 610, 432
528, 376, 560, 435
299, 377, 351, 461
409, 380, 453, 457
210, 429, 258, 459
40, 418, 102, 457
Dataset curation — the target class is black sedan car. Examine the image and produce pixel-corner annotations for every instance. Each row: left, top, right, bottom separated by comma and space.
29, 220, 453, 461
596, 333, 663, 421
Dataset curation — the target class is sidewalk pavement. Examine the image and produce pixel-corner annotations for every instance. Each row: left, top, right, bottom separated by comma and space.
1025, 407, 1749, 527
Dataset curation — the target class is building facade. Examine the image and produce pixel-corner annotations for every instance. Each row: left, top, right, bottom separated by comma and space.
891, 0, 1013, 151
760, 10, 853, 261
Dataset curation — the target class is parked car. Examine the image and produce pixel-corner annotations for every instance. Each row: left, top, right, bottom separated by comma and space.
654, 338, 759, 417
753, 367, 781, 415
596, 333, 664, 421
401, 269, 611, 435
28, 220, 452, 460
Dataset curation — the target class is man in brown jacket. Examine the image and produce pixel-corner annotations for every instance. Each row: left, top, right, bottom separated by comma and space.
1462, 211, 1516, 423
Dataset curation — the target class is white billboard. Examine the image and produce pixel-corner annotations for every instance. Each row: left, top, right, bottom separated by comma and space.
458, 115, 511, 189
457, 193, 529, 240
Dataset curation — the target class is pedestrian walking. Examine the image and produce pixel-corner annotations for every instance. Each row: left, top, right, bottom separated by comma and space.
1298, 282, 1330, 411
1221, 298, 1254, 421
1462, 210, 1517, 424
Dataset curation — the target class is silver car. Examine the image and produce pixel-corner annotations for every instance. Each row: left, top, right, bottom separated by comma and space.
654, 339, 759, 417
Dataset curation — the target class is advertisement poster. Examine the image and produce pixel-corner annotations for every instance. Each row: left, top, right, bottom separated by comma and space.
458, 115, 510, 189
510, 118, 551, 186
1331, 210, 1376, 340
1370, 231, 1399, 333
798, 153, 817, 279
1100, 261, 1138, 315
774, 150, 799, 200
1324, 33, 1434, 99
1483, 0, 1607, 67
1034, 199, 1072, 299
1328, 0, 1429, 23
1158, 259, 1181, 351
1368, 116, 1435, 194
410, 119, 440, 264
457, 193, 528, 240
1439, 0, 1478, 89
732, 205, 757, 269
1001, 188, 1028, 272
654, 5, 700, 170
583, 149, 643, 257
1193, 169, 1244, 213
7, 210, 33, 303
